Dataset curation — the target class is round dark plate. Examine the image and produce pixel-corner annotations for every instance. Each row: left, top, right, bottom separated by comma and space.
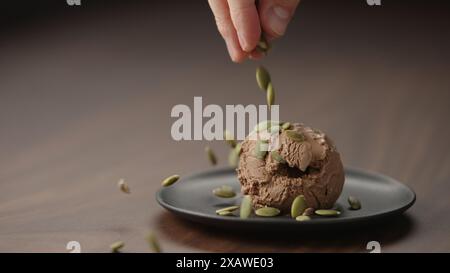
156, 167, 415, 230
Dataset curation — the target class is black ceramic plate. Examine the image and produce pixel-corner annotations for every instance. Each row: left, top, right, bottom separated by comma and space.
156, 167, 415, 230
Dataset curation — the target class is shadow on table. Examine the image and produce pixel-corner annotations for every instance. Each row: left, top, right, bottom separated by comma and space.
155, 212, 416, 252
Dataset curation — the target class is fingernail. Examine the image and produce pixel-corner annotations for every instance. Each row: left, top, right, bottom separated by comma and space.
225, 39, 239, 62
237, 31, 251, 52
267, 5, 291, 36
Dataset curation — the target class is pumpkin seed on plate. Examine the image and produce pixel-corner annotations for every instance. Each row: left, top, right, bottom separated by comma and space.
291, 195, 307, 218
217, 211, 234, 216
348, 196, 362, 210
255, 206, 280, 217
216, 205, 240, 214
315, 209, 341, 216
212, 185, 236, 198
161, 174, 180, 187
295, 215, 311, 221
240, 195, 252, 219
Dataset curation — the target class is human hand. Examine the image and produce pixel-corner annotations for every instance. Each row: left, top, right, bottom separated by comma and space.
208, 0, 300, 62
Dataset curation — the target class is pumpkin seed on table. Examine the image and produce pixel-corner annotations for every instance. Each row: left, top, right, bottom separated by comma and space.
256, 66, 271, 91
216, 205, 240, 214
285, 130, 306, 142
240, 195, 252, 219
146, 232, 161, 253
291, 195, 307, 218
295, 215, 311, 222
266, 83, 275, 109
117, 178, 130, 194
271, 151, 286, 164
205, 146, 217, 165
315, 209, 341, 216
212, 185, 236, 198
255, 206, 280, 217
348, 196, 362, 210
110, 241, 124, 253
161, 174, 180, 187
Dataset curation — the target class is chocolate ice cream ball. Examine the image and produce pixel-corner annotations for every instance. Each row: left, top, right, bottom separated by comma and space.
237, 122, 345, 213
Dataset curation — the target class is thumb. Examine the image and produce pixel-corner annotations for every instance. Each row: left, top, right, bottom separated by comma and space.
258, 0, 300, 39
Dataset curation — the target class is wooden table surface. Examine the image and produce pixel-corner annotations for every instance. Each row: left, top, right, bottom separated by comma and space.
1, 1, 449, 252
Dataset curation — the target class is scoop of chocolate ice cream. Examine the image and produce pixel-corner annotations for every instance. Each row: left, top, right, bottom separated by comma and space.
237, 122, 345, 213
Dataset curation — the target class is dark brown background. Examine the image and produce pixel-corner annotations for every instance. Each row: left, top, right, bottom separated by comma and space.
0, 0, 449, 252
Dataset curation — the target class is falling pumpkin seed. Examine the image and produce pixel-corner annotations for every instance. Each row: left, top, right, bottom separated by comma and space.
224, 130, 237, 148
267, 83, 275, 109
205, 146, 217, 165
117, 178, 130, 194
281, 122, 291, 130
256, 66, 271, 91
161, 174, 180, 187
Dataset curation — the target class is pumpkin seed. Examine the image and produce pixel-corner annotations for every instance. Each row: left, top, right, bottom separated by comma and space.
267, 82, 275, 109
117, 178, 130, 194
270, 151, 286, 164
240, 195, 252, 219
205, 146, 217, 165
255, 206, 280, 217
161, 174, 180, 187
256, 66, 271, 91
302, 207, 315, 216
348, 196, 361, 210
216, 205, 240, 214
281, 122, 291, 130
224, 130, 237, 148
285, 130, 305, 142
291, 195, 307, 218
315, 209, 341, 216
146, 232, 161, 253
218, 211, 234, 216
212, 185, 236, 198
295, 215, 311, 221
256, 35, 271, 54
110, 241, 124, 253
253, 140, 268, 160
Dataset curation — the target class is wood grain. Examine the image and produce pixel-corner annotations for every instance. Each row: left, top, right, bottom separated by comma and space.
0, 1, 449, 252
